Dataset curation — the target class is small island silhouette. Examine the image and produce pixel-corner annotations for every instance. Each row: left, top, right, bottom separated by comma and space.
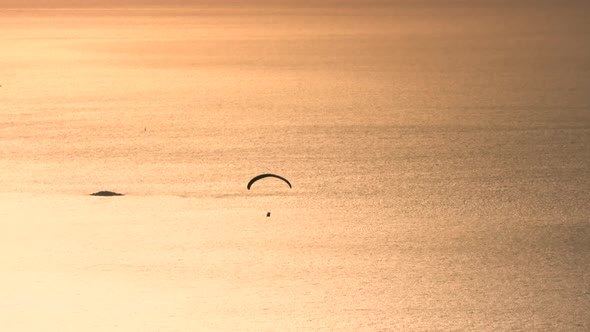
90, 191, 125, 196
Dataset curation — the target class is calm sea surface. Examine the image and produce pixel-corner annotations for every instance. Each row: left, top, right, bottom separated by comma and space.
1, 2, 589, 330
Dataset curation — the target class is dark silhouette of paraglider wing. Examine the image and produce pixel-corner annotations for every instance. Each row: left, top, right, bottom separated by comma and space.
247, 173, 292, 190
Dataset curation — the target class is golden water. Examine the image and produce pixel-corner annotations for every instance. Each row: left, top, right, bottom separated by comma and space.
1, 2, 589, 330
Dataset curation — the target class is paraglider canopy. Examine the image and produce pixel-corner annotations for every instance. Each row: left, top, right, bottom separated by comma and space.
247, 173, 292, 190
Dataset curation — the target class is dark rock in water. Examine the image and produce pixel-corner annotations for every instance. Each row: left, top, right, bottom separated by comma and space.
91, 191, 124, 196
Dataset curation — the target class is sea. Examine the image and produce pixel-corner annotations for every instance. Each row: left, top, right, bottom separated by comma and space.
0, 1, 589, 330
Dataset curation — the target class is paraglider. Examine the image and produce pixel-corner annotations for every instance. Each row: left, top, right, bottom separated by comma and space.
247, 173, 292, 190
247, 173, 292, 217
